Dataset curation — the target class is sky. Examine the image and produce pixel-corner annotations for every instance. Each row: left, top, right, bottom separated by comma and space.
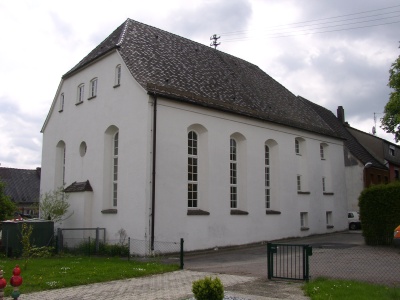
0, 0, 399, 169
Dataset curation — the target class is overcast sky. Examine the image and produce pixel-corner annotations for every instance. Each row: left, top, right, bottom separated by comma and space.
0, 0, 399, 169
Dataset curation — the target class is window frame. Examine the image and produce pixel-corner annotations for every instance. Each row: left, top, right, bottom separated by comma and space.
89, 78, 97, 99
297, 175, 301, 191
230, 138, 238, 209
59, 93, 64, 112
112, 132, 119, 207
300, 212, 308, 229
77, 84, 84, 104
265, 145, 271, 209
188, 131, 198, 208
326, 211, 333, 227
295, 139, 300, 155
114, 65, 121, 87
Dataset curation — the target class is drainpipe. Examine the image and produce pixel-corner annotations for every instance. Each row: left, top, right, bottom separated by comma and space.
151, 94, 157, 251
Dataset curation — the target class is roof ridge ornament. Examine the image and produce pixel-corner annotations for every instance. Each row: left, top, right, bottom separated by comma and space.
210, 34, 221, 49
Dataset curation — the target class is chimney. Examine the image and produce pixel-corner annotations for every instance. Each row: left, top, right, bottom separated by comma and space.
337, 106, 345, 124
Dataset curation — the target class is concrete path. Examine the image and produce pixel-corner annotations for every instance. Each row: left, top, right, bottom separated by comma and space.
19, 270, 308, 300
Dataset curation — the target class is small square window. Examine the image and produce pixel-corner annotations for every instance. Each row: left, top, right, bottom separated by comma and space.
300, 212, 308, 228
326, 211, 332, 226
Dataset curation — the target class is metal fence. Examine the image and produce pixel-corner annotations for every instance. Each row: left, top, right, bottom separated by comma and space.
267, 243, 312, 281
309, 244, 400, 286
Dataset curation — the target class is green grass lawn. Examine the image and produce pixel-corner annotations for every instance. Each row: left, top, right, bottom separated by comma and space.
0, 256, 179, 296
303, 277, 400, 300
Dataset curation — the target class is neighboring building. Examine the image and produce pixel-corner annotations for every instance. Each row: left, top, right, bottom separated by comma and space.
0, 167, 41, 217
347, 126, 400, 183
41, 19, 348, 253
303, 101, 389, 211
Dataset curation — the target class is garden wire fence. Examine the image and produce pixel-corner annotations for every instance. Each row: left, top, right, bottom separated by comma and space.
309, 244, 400, 287
56, 228, 184, 267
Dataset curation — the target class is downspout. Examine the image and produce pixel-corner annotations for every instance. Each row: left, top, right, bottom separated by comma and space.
151, 94, 157, 251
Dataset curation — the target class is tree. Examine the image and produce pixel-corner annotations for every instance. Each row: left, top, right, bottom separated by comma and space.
39, 187, 72, 223
381, 48, 400, 142
0, 181, 17, 221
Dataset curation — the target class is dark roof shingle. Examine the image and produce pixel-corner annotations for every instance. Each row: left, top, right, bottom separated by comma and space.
64, 19, 341, 138
0, 167, 41, 203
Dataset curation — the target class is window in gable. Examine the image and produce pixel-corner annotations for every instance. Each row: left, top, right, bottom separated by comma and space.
188, 131, 198, 208
77, 84, 84, 104
114, 65, 121, 87
322, 176, 326, 192
59, 93, 64, 112
390, 145, 395, 156
89, 78, 97, 99
320, 144, 324, 159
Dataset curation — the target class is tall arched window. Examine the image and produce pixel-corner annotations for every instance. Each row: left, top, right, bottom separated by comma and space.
115, 65, 121, 87
112, 132, 119, 207
188, 131, 198, 208
265, 145, 270, 209
55, 140, 66, 188
230, 138, 237, 208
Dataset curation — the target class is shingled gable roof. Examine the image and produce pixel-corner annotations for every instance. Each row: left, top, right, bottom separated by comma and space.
0, 167, 41, 203
63, 18, 340, 138
299, 96, 387, 170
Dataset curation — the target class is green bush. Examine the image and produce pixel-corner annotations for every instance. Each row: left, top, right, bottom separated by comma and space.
359, 181, 400, 245
192, 276, 224, 300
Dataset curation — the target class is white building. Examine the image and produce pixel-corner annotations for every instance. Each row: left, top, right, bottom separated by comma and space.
41, 19, 348, 252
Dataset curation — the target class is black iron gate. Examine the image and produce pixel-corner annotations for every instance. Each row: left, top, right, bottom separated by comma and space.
267, 243, 312, 281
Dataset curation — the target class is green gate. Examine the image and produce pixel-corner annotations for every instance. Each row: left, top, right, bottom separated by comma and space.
267, 243, 312, 281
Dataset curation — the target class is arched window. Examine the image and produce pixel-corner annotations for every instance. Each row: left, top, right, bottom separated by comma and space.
230, 138, 237, 209
115, 65, 121, 87
55, 140, 66, 188
113, 132, 119, 207
265, 145, 270, 209
188, 131, 198, 208
59, 93, 64, 112
90, 78, 98, 98
77, 83, 84, 103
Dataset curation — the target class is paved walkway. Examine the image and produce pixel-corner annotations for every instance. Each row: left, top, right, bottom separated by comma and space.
19, 270, 309, 300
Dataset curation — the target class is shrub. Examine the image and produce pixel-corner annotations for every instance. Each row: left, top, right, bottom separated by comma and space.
192, 276, 224, 300
359, 181, 400, 245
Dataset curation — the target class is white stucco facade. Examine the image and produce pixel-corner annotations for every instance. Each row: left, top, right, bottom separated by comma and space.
41, 50, 348, 253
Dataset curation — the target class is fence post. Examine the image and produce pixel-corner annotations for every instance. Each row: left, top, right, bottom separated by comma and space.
57, 228, 63, 253
267, 243, 272, 279
5, 230, 8, 258
95, 227, 100, 253
88, 237, 91, 257
128, 237, 131, 261
180, 238, 184, 270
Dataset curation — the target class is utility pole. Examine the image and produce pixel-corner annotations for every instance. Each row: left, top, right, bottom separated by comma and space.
210, 34, 221, 49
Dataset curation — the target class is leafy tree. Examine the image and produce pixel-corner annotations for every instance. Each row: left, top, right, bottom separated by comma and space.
0, 180, 17, 221
39, 187, 72, 223
381, 47, 400, 142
